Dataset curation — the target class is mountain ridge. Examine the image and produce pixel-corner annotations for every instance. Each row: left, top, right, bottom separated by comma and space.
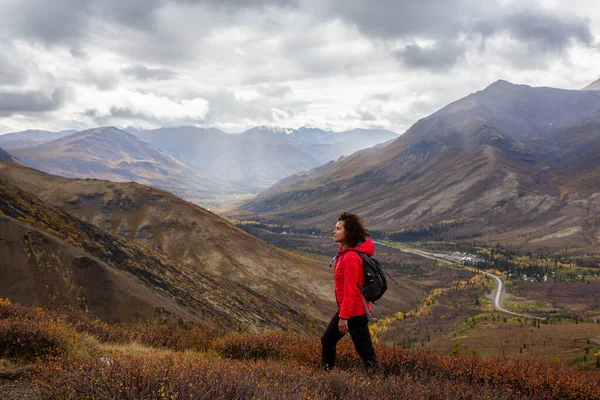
582, 77, 600, 91
236, 80, 600, 252
0, 129, 76, 150
9, 126, 246, 202
0, 147, 19, 164
2, 125, 398, 193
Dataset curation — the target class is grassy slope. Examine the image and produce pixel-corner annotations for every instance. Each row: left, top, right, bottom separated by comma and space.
0, 178, 321, 332
1, 300, 599, 400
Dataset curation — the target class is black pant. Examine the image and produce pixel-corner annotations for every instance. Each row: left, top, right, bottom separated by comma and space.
321, 312, 378, 371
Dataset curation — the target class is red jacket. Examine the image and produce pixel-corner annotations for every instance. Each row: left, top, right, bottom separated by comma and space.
334, 238, 374, 319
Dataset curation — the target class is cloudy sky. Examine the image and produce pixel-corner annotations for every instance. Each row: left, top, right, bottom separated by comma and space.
0, 0, 599, 135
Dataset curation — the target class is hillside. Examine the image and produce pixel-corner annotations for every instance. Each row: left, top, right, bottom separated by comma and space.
9, 126, 246, 202
0, 176, 323, 331
0, 148, 18, 164
2, 300, 599, 400
137, 126, 397, 190
0, 215, 194, 323
1, 160, 456, 329
237, 81, 600, 252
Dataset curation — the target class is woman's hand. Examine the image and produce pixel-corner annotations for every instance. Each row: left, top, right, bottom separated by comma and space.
338, 318, 349, 334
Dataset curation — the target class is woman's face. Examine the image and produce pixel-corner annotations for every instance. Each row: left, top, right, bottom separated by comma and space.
333, 220, 347, 245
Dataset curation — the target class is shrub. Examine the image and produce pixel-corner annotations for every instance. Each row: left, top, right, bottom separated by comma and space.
36, 352, 529, 400
214, 330, 364, 370
0, 319, 66, 361
5, 300, 600, 399
0, 298, 220, 354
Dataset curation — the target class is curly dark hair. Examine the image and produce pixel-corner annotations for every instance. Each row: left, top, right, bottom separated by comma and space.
338, 212, 369, 247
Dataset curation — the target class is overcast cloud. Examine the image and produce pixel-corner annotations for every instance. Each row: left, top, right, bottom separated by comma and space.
0, 0, 598, 134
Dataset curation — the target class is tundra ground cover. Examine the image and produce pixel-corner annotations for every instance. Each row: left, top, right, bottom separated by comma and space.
1, 299, 600, 399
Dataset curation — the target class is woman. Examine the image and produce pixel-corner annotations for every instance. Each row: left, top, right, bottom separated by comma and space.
321, 212, 379, 372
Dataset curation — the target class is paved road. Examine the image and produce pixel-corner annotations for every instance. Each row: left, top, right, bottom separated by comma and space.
376, 241, 546, 321
465, 267, 545, 320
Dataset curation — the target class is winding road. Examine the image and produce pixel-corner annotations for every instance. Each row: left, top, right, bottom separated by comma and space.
376, 241, 546, 320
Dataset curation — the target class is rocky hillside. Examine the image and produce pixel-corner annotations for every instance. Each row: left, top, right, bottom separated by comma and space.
0, 175, 325, 331
237, 81, 600, 252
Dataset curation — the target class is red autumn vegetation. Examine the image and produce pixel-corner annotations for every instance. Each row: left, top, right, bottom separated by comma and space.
1, 298, 599, 399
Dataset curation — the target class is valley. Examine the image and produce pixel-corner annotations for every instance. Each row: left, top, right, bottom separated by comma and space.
2, 0, 600, 396
219, 80, 600, 370
199, 192, 258, 213
237, 223, 600, 368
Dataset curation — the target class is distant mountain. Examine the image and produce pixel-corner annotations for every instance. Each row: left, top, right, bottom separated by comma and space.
137, 126, 398, 190
0, 129, 76, 150
547, 109, 600, 196
9, 126, 247, 202
582, 78, 600, 91
237, 80, 600, 252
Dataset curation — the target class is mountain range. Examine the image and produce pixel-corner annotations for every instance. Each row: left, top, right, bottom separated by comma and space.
1, 125, 397, 200
2, 77, 600, 336
237, 80, 600, 253
0, 129, 76, 150
133, 126, 397, 190
8, 127, 248, 203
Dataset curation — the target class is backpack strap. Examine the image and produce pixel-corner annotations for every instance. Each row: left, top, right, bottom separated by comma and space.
361, 292, 372, 320
350, 250, 373, 320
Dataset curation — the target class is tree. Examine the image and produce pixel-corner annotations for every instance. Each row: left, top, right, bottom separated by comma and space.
452, 340, 461, 356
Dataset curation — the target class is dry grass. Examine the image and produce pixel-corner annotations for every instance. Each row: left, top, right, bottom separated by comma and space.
432, 319, 600, 367
2, 298, 600, 399
513, 280, 600, 320
0, 358, 34, 380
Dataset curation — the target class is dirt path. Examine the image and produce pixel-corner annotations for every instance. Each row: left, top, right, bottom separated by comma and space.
0, 378, 41, 400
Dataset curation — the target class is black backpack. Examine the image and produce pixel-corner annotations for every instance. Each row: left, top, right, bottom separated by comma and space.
351, 250, 395, 303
